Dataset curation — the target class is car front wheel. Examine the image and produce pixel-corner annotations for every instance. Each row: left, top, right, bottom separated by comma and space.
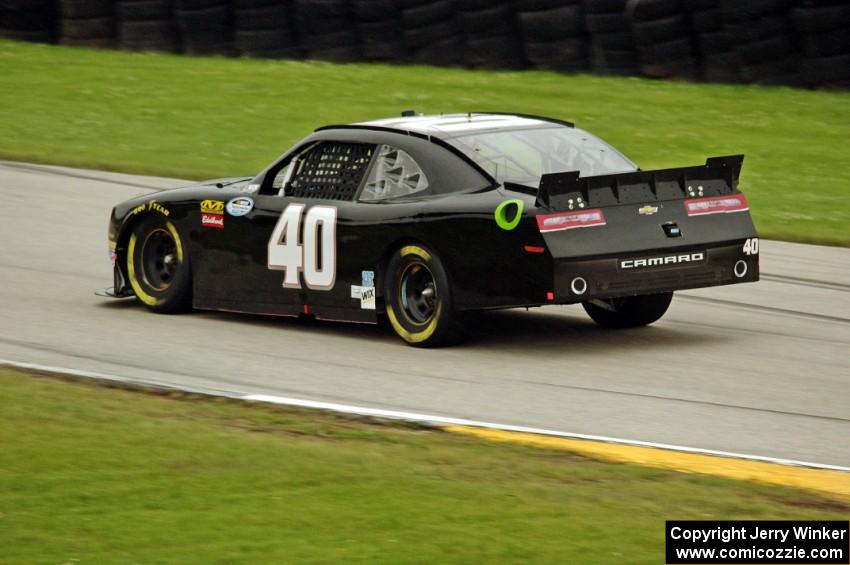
127, 215, 192, 313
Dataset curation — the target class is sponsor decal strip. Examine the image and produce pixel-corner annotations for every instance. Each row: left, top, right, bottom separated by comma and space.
201, 213, 224, 229
685, 194, 749, 216
536, 209, 606, 232
0, 358, 848, 502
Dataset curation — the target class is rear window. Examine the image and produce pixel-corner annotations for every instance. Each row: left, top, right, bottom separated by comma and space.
446, 126, 637, 188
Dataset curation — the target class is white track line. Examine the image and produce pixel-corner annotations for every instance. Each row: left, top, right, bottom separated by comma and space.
3, 358, 848, 473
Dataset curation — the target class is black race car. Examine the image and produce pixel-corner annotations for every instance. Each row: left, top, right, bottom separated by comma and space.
100, 113, 759, 346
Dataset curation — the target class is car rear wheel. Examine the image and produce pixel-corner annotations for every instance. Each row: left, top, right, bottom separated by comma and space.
384, 244, 465, 347
582, 292, 673, 328
127, 215, 192, 313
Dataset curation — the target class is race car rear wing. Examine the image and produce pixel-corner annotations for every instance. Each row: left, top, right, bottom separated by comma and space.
535, 155, 744, 210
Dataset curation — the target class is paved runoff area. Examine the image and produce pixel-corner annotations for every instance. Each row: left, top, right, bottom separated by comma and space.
1, 161, 849, 473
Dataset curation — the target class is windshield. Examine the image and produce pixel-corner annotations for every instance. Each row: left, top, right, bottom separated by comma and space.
446, 126, 637, 188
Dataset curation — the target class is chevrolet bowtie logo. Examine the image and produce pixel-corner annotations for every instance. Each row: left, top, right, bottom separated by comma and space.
638, 205, 659, 216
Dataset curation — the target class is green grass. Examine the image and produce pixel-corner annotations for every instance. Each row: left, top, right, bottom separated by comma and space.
0, 369, 847, 564
0, 40, 848, 245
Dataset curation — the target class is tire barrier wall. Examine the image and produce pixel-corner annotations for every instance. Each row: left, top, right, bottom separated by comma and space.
1, 0, 848, 89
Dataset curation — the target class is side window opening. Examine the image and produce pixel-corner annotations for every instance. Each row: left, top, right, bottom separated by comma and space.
359, 145, 429, 202
284, 142, 375, 201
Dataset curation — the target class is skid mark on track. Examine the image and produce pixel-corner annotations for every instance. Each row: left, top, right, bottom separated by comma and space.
678, 295, 850, 324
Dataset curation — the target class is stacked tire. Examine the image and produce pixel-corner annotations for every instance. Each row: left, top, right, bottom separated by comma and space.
630, 0, 698, 79
293, 0, 359, 62
684, 0, 739, 83
0, 0, 57, 43
117, 0, 180, 53
457, 1, 524, 70
175, 0, 233, 56
234, 0, 299, 59
399, 0, 460, 67
60, 0, 114, 48
517, 0, 588, 72
792, 0, 850, 89
353, 0, 405, 62
584, 0, 639, 76
720, 0, 801, 86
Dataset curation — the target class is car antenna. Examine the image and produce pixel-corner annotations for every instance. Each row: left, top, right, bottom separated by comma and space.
401, 109, 415, 117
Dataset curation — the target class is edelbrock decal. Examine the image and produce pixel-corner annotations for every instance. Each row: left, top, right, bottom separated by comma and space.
620, 252, 705, 270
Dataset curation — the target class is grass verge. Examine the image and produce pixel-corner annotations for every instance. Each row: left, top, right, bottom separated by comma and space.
1, 41, 849, 245
0, 367, 847, 563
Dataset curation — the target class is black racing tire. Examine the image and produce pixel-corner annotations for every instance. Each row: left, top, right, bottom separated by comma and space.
235, 28, 297, 53
791, 5, 850, 34
61, 0, 113, 19
235, 4, 290, 31
682, 0, 717, 12
737, 35, 795, 65
411, 37, 463, 65
695, 29, 733, 56
518, 5, 585, 42
352, 0, 398, 22
400, 0, 454, 28
582, 293, 673, 329
293, 0, 352, 34
596, 47, 638, 68
594, 30, 635, 51
524, 38, 588, 62
302, 29, 358, 52
61, 17, 114, 40
384, 244, 465, 347
404, 20, 455, 50
583, 0, 627, 15
689, 8, 723, 33
0, 28, 54, 42
799, 28, 850, 58
630, 0, 680, 22
515, 0, 576, 11
724, 17, 788, 43
127, 215, 192, 313
116, 0, 174, 22
457, 4, 515, 36
632, 14, 688, 44
638, 37, 694, 63
720, 0, 792, 22
304, 45, 362, 62
464, 35, 525, 69
584, 12, 629, 34
119, 20, 180, 52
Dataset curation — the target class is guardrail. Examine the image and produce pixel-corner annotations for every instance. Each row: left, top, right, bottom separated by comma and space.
1, 0, 847, 89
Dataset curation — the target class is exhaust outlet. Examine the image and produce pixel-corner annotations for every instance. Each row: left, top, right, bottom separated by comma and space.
570, 277, 587, 295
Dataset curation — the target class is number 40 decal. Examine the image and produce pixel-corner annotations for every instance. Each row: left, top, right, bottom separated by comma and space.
268, 204, 337, 290
743, 237, 759, 255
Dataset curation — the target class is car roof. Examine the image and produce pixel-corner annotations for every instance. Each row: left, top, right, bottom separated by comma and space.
353, 112, 574, 139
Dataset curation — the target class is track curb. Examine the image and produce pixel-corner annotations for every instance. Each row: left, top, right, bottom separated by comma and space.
2, 358, 848, 502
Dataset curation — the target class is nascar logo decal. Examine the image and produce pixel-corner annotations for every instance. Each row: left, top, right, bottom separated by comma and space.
226, 197, 254, 217
620, 252, 705, 270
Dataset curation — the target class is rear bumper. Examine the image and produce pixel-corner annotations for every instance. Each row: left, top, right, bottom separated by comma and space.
552, 240, 759, 303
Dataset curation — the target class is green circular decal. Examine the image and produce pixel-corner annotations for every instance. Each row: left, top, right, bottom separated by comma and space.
494, 199, 524, 231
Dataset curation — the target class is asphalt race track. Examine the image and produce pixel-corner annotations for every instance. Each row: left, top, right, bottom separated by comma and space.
1, 161, 849, 467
